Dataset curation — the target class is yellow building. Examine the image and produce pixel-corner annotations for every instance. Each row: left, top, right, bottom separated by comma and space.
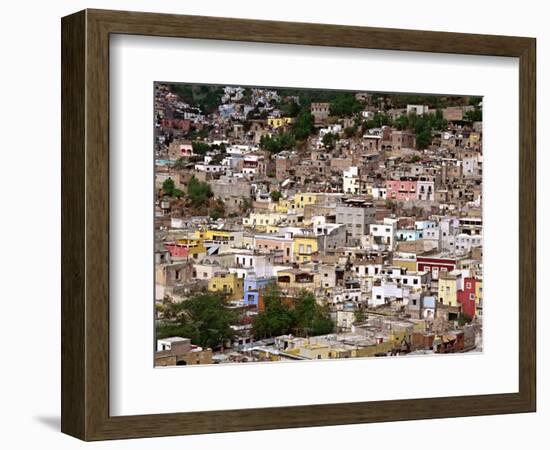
276, 269, 319, 292
208, 272, 244, 301
293, 193, 318, 210
243, 212, 286, 230
195, 229, 231, 242
475, 277, 483, 315
267, 117, 294, 129
175, 237, 206, 259
292, 235, 319, 263
469, 132, 481, 144
298, 343, 330, 360
275, 198, 294, 213
265, 224, 280, 234
438, 272, 460, 307
392, 253, 417, 272
354, 341, 395, 358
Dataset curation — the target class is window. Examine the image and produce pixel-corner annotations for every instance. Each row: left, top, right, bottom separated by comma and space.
466, 282, 472, 289
470, 293, 475, 300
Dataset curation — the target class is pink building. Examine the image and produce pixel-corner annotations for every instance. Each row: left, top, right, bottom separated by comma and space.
253, 235, 293, 264
164, 242, 190, 259
386, 179, 418, 201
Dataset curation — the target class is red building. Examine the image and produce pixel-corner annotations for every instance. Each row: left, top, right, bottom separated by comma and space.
457, 277, 476, 318
416, 255, 457, 279
164, 242, 189, 259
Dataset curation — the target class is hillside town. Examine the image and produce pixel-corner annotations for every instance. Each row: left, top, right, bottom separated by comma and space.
153, 83, 483, 366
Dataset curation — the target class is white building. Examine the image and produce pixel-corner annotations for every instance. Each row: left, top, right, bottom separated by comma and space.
372, 186, 387, 200
407, 104, 430, 115
417, 179, 435, 201
370, 282, 409, 306
454, 233, 483, 254
369, 218, 397, 250
343, 166, 360, 194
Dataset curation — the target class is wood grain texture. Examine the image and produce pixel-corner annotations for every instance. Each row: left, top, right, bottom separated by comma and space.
518, 38, 536, 411
61, 10, 86, 438
61, 8, 537, 441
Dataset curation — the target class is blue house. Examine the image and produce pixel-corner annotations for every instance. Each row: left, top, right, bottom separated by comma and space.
243, 276, 275, 306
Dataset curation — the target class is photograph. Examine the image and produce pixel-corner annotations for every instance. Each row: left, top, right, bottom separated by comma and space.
153, 83, 483, 366
1, 0, 542, 446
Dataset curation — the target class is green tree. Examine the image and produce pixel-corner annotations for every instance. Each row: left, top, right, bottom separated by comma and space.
156, 293, 237, 349
280, 99, 301, 117
322, 132, 337, 149
187, 176, 213, 207
253, 284, 295, 339
344, 126, 357, 138
162, 177, 175, 196
416, 129, 432, 150
294, 291, 334, 336
292, 109, 315, 140
363, 113, 393, 132
329, 93, 362, 117
465, 108, 482, 122
393, 115, 409, 131
270, 190, 282, 203
468, 96, 483, 107
259, 132, 296, 154
192, 141, 211, 155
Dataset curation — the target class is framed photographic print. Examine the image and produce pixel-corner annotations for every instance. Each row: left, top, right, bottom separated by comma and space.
61, 9, 536, 441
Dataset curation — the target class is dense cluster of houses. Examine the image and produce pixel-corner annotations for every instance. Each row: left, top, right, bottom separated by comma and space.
154, 84, 483, 366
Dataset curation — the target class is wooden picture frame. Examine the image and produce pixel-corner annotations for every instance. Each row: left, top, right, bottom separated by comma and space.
61, 8, 536, 441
